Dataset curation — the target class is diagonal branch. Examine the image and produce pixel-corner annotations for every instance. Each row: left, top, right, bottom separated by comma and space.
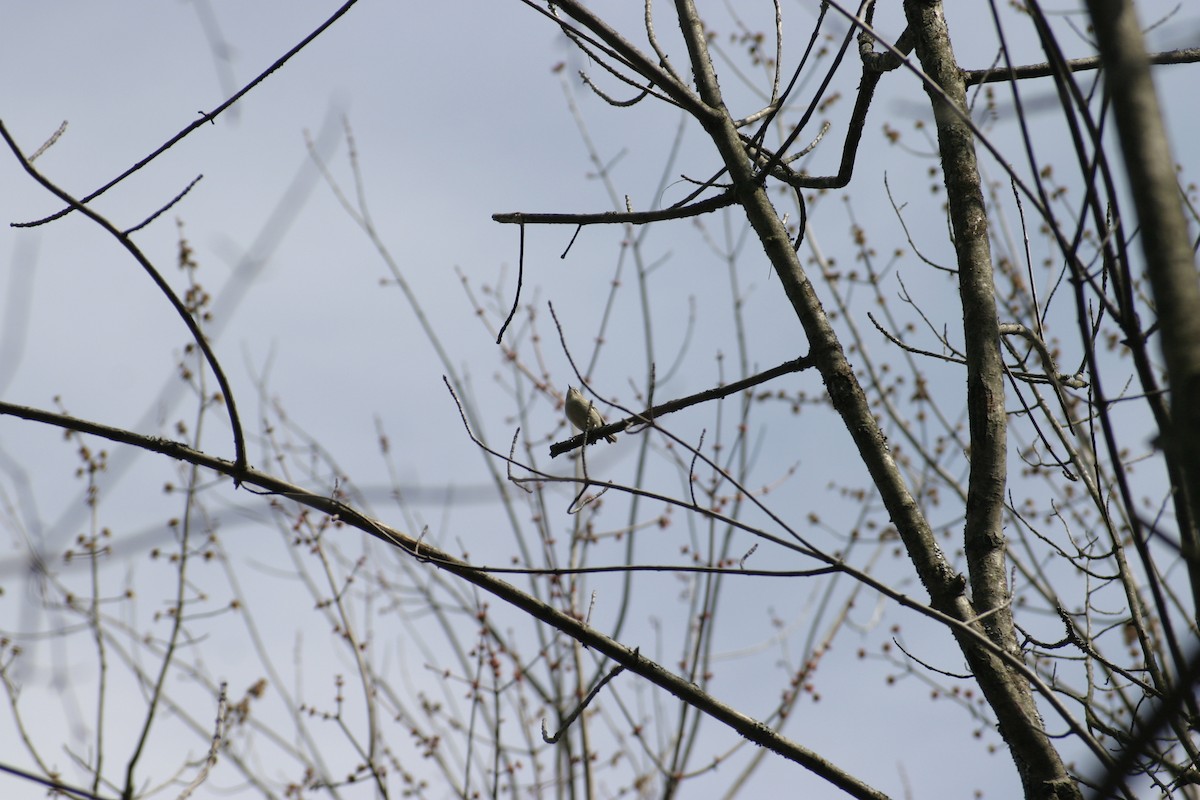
549, 355, 814, 457
0, 396, 891, 800
14, 0, 362, 229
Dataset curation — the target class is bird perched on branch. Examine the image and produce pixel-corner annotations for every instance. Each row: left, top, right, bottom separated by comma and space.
565, 386, 617, 443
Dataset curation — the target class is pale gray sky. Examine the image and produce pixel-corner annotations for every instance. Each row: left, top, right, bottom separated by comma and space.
1, 2, 1197, 798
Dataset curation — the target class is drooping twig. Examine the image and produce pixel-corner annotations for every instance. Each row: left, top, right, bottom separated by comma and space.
495, 223, 525, 344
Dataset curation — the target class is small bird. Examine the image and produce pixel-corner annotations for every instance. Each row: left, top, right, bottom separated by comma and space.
565, 386, 617, 443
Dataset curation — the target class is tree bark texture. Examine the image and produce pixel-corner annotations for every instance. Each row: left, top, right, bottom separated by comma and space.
902, 2, 1080, 798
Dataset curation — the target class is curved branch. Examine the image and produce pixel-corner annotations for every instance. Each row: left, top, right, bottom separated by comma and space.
0, 121, 248, 476
516, 0, 714, 122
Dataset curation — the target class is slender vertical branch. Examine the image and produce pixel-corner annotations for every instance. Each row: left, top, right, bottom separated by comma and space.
1085, 0, 1200, 625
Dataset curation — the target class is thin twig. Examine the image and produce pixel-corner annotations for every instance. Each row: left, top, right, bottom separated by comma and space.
13, 0, 363, 228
